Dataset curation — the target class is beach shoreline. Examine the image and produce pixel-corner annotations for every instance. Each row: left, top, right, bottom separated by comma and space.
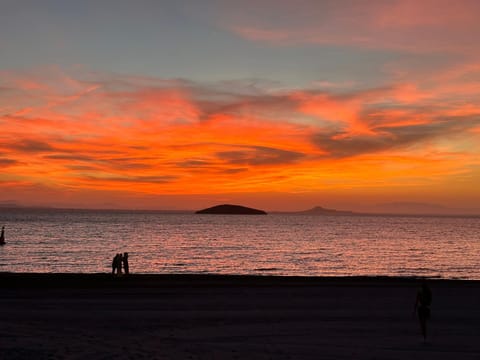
2, 272, 479, 286
1, 274, 479, 359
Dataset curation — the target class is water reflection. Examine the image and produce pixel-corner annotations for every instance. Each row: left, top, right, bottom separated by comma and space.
0, 210, 479, 279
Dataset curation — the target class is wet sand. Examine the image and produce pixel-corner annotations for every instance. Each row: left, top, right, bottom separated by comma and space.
1, 274, 479, 359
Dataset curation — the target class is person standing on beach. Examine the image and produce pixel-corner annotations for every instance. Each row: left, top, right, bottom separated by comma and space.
414, 282, 432, 341
122, 252, 129, 275
112, 254, 119, 274
116, 253, 123, 275
0, 226, 5, 245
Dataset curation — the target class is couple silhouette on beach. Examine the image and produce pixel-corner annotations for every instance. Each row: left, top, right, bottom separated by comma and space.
112, 252, 129, 275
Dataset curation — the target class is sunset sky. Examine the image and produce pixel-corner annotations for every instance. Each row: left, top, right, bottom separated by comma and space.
1, 0, 480, 212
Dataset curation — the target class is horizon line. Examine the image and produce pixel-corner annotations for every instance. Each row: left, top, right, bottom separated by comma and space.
1, 204, 479, 218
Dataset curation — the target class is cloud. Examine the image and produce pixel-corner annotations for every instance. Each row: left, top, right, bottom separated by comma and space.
227, 0, 480, 54
176, 159, 214, 168
0, 158, 19, 167
81, 174, 178, 184
217, 146, 305, 166
6, 139, 56, 153
313, 113, 480, 158
43, 154, 96, 162
1, 67, 480, 200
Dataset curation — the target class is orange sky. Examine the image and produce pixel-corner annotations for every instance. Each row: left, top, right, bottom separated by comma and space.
1, 1, 480, 212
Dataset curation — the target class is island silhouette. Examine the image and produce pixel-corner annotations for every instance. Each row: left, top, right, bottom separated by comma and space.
196, 204, 267, 215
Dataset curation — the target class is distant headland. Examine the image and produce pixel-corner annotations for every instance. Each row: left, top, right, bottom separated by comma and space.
288, 206, 356, 216
196, 204, 267, 215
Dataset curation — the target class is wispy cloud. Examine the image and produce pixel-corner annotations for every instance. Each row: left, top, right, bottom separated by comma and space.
228, 0, 480, 54
217, 145, 305, 166
0, 158, 19, 167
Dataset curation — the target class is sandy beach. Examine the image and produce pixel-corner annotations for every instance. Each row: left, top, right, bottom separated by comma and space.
1, 274, 479, 359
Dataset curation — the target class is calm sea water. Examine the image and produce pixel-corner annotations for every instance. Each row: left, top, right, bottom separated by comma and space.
0, 208, 479, 279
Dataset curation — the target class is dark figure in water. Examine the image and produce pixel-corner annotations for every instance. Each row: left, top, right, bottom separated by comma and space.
0, 226, 5, 245
414, 282, 432, 341
122, 252, 129, 275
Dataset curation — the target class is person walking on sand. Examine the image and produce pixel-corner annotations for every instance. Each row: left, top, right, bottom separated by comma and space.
122, 252, 129, 275
414, 281, 432, 341
0, 226, 5, 245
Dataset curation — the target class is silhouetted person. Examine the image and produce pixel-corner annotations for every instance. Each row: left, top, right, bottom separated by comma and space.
414, 282, 432, 341
112, 253, 119, 274
116, 253, 123, 275
0, 226, 5, 245
122, 252, 129, 275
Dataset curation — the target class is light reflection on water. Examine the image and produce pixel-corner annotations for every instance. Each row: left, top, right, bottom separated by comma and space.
0, 209, 479, 279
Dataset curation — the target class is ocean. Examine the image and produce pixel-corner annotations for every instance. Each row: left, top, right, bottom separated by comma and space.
0, 208, 479, 279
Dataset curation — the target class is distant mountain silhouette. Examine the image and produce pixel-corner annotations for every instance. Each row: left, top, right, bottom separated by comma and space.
196, 204, 267, 215
285, 206, 356, 216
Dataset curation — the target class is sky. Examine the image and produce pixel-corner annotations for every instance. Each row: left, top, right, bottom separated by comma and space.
1, 0, 480, 212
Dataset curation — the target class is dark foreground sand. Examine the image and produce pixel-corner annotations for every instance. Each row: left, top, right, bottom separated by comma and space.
1, 274, 479, 359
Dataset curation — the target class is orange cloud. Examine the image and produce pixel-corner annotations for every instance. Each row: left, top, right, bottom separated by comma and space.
1, 67, 480, 209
